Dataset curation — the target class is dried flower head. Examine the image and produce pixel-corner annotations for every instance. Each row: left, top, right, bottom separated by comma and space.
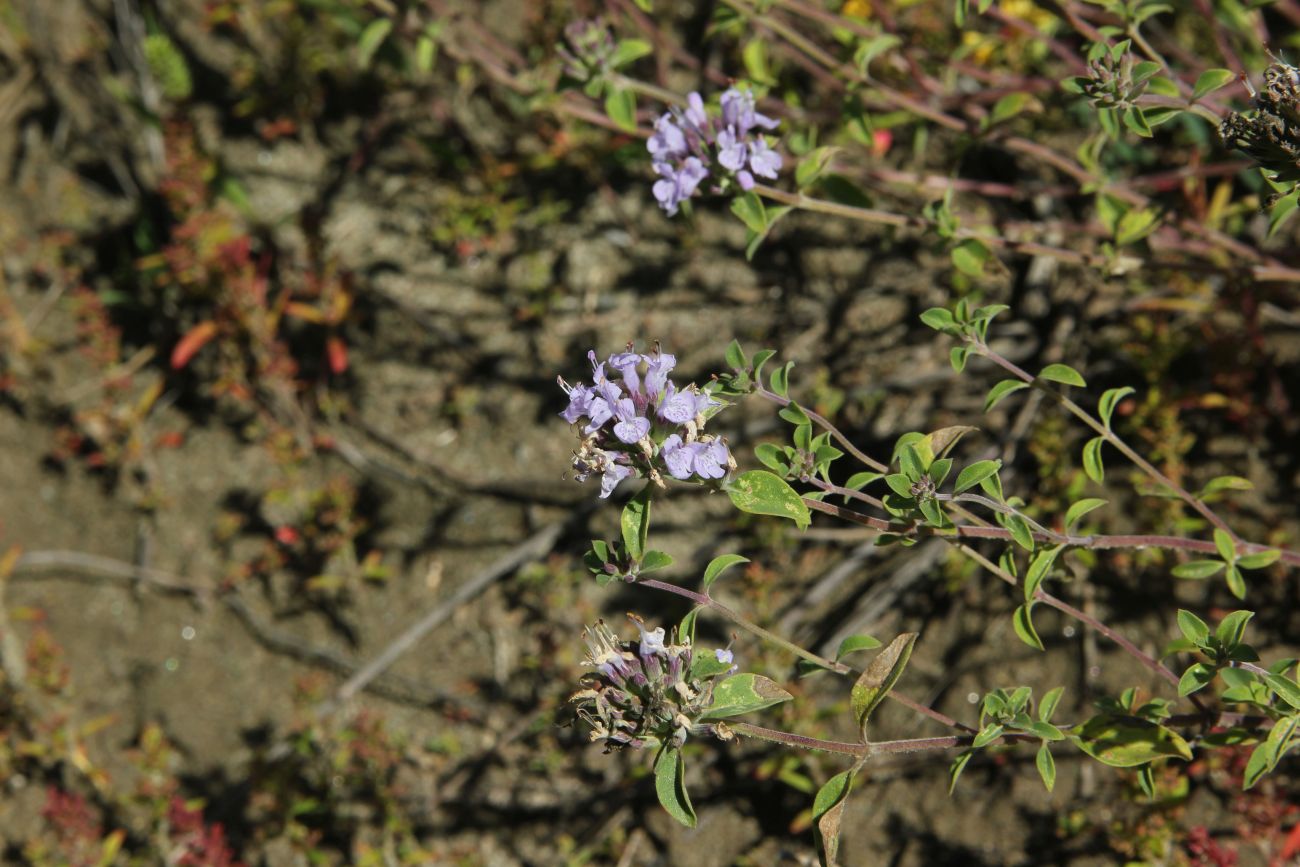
571, 617, 737, 751
1220, 61, 1300, 184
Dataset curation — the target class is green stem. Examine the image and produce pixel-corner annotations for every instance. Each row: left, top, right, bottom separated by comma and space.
636, 577, 971, 731
727, 721, 1036, 756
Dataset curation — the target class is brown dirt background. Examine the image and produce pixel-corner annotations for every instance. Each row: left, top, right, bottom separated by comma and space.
1, 1, 1299, 864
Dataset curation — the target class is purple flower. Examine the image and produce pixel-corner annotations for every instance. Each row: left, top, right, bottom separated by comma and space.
652, 157, 708, 216
608, 351, 643, 395
559, 380, 592, 424
660, 434, 697, 480
714, 648, 734, 665
693, 439, 729, 480
600, 461, 632, 498
748, 138, 782, 179
657, 383, 697, 425
644, 350, 676, 397
647, 87, 782, 215
648, 113, 688, 162
720, 87, 778, 133
635, 621, 667, 656
612, 398, 650, 444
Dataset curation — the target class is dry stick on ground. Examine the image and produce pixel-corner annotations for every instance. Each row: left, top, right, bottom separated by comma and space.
316, 516, 578, 718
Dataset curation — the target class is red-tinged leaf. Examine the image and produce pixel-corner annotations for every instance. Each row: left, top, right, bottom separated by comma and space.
170, 321, 218, 369
1281, 819, 1300, 862
154, 431, 185, 449
326, 336, 349, 374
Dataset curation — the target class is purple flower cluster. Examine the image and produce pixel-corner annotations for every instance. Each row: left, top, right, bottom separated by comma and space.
559, 346, 733, 498
647, 88, 783, 215
572, 618, 735, 750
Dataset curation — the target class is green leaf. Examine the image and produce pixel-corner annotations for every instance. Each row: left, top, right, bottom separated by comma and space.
795, 146, 839, 189
1226, 566, 1247, 599
725, 339, 747, 371
607, 37, 653, 69
853, 33, 901, 75
639, 550, 673, 573
1116, 207, 1161, 246
1007, 514, 1035, 552
731, 192, 768, 234
885, 473, 914, 498
985, 379, 1030, 412
917, 426, 977, 464
1013, 604, 1045, 651
919, 307, 956, 332
621, 488, 652, 562
972, 724, 1004, 748
1244, 715, 1300, 788
836, 634, 883, 660
1122, 107, 1153, 138
1023, 547, 1061, 601
929, 458, 954, 487
1143, 106, 1182, 127
688, 651, 735, 680
727, 471, 811, 529
948, 750, 974, 793
812, 766, 859, 867
703, 554, 750, 591
1070, 714, 1194, 767
653, 747, 696, 828
1176, 609, 1210, 646
850, 633, 918, 735
356, 18, 393, 69
1178, 662, 1217, 696
1213, 528, 1236, 563
1215, 610, 1253, 648
779, 402, 812, 427
1064, 498, 1107, 531
1098, 386, 1135, 429
1025, 720, 1065, 741
742, 38, 774, 84
604, 87, 637, 132
954, 459, 1001, 494
701, 673, 794, 719
1265, 674, 1300, 711
678, 608, 699, 645
1171, 559, 1225, 579
1237, 549, 1281, 570
1192, 68, 1236, 100
1039, 364, 1087, 388
950, 345, 970, 372
1268, 190, 1300, 238
951, 238, 991, 277
1199, 475, 1253, 498
1039, 686, 1065, 722
898, 444, 927, 479
755, 442, 791, 474
770, 361, 793, 397
1082, 436, 1105, 483
1036, 743, 1056, 792
844, 472, 882, 491
989, 91, 1036, 126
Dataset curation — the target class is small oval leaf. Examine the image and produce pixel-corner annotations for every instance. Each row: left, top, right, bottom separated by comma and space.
727, 470, 811, 529
702, 554, 750, 591
653, 747, 697, 828
1039, 364, 1087, 387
